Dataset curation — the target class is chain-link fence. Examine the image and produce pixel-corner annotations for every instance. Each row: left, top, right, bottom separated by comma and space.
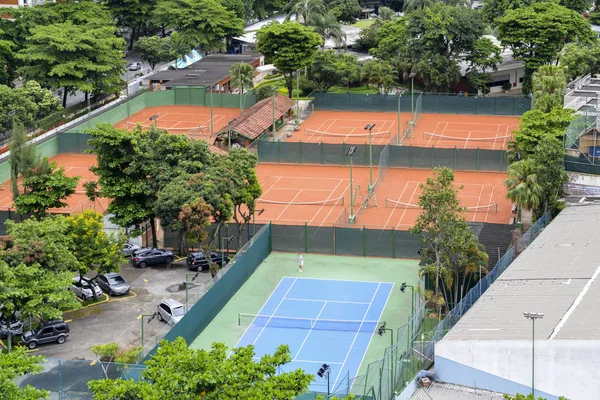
563, 112, 600, 174
311, 92, 531, 116
17, 358, 146, 400
257, 139, 508, 171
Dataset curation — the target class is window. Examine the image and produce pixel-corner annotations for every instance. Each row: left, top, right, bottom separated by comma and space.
486, 74, 511, 88
55, 325, 66, 333
40, 327, 53, 335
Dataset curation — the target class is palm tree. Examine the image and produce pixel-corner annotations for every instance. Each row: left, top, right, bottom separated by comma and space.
166, 32, 193, 70
378, 6, 395, 20
505, 159, 543, 229
311, 11, 346, 48
229, 63, 254, 115
285, 0, 326, 26
361, 60, 395, 93
403, 0, 434, 13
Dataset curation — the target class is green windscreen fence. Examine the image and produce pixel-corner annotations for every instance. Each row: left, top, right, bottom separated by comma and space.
311, 92, 531, 116
145, 223, 271, 360
257, 140, 508, 171
270, 224, 422, 259
57, 132, 92, 153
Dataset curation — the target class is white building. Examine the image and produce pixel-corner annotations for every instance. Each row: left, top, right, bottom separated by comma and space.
0, 0, 51, 9
435, 204, 600, 400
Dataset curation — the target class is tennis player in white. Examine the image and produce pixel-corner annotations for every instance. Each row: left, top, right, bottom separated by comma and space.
297, 252, 304, 272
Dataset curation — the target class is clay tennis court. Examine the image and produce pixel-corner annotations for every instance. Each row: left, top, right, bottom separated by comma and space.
114, 105, 241, 141
295, 110, 408, 145
0, 154, 109, 215
254, 164, 513, 228
405, 113, 521, 150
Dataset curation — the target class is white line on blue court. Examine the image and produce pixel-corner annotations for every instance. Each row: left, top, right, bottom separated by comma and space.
331, 282, 381, 391
285, 298, 370, 305
289, 276, 396, 285
294, 360, 344, 364
251, 278, 297, 345
293, 301, 327, 361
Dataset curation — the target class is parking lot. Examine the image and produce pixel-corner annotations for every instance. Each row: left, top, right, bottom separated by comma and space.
31, 258, 213, 361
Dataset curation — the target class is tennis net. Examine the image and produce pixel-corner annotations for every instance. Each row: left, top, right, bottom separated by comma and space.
238, 313, 380, 333
385, 199, 498, 213
257, 196, 345, 206
424, 132, 512, 142
305, 128, 391, 138
125, 121, 206, 135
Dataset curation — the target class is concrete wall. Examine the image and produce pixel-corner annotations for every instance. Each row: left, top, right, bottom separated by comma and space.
436, 339, 600, 400
568, 171, 600, 187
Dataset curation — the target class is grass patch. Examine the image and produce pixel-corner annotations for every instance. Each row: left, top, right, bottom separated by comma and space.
78, 293, 109, 307
352, 19, 376, 28
64, 305, 103, 320
328, 85, 379, 94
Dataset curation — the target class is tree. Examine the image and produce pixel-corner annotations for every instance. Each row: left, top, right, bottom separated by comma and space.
308, 50, 360, 90
466, 37, 503, 95
0, 81, 62, 133
164, 32, 193, 70
18, 11, 126, 107
285, 0, 327, 26
410, 167, 474, 316
378, 6, 396, 20
330, 0, 362, 24
482, 0, 534, 26
503, 394, 569, 400
531, 136, 568, 216
134, 36, 170, 70
0, 28, 16, 86
361, 59, 395, 92
252, 0, 288, 20
88, 337, 313, 399
256, 22, 322, 98
0, 346, 48, 399
403, 0, 434, 13
13, 158, 79, 219
229, 62, 255, 114
153, 0, 244, 50
532, 65, 568, 113
90, 342, 141, 379
514, 108, 575, 155
101, 0, 159, 49
370, 18, 409, 62
498, 1, 595, 94
65, 210, 125, 300
8, 125, 38, 201
559, 42, 600, 81
311, 11, 346, 48
505, 158, 543, 227
179, 197, 213, 256
354, 20, 384, 53
559, 0, 591, 13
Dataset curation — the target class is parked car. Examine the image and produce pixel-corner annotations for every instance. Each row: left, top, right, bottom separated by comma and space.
128, 62, 142, 71
0, 313, 23, 339
156, 299, 185, 326
131, 249, 174, 268
186, 251, 229, 271
94, 272, 130, 296
70, 277, 103, 300
21, 320, 70, 349
123, 243, 141, 257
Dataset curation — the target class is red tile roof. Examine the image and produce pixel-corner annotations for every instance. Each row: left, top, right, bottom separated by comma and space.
224, 94, 295, 140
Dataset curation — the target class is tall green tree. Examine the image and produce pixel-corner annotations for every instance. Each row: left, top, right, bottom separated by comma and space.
481, 0, 534, 25
285, 0, 327, 26
559, 42, 600, 81
498, 1, 595, 94
514, 108, 575, 155
360, 59, 395, 92
532, 65, 567, 113
0, 28, 15, 86
164, 32, 193, 70
503, 394, 569, 400
308, 50, 360, 90
466, 37, 503, 95
17, 3, 125, 107
530, 136, 568, 216
88, 337, 313, 399
153, 0, 244, 50
252, 0, 288, 20
101, 0, 159, 49
229, 62, 255, 114
0, 346, 49, 399
134, 36, 171, 70
311, 11, 346, 48
8, 125, 38, 201
256, 22, 322, 98
378, 6, 396, 20
505, 158, 544, 227
13, 158, 80, 219
559, 0, 591, 13
330, 0, 362, 24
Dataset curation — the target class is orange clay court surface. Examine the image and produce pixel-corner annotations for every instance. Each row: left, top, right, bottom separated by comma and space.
114, 105, 241, 142
0, 154, 109, 214
254, 164, 512, 228
0, 155, 512, 229
296, 110, 520, 150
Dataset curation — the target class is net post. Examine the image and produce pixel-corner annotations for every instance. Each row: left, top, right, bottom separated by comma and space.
304, 222, 308, 253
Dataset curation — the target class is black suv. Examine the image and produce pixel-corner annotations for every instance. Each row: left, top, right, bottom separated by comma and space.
186, 251, 229, 271
0, 313, 23, 339
130, 248, 174, 268
22, 320, 70, 349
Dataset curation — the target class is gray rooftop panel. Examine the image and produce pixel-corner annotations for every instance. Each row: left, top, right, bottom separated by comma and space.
411, 382, 506, 400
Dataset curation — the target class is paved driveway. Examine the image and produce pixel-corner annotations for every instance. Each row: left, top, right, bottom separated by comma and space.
32, 259, 213, 361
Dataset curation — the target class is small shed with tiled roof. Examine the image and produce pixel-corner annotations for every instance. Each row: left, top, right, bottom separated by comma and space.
215, 94, 296, 148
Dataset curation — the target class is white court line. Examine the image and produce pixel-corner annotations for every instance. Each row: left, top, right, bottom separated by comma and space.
295, 277, 396, 285
285, 298, 371, 305
463, 130, 473, 149
316, 182, 349, 228
294, 359, 344, 364
251, 279, 298, 346
211, 115, 226, 128
485, 185, 495, 223
170, 121, 183, 129
395, 182, 420, 231
493, 124, 501, 151
317, 119, 338, 141
471, 184, 484, 222
259, 176, 281, 200
311, 178, 346, 227
383, 180, 411, 229
268, 187, 336, 193
233, 277, 287, 350
331, 283, 381, 391
276, 190, 303, 220
293, 301, 327, 360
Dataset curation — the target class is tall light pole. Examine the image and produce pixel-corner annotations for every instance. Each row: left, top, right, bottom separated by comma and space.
317, 364, 331, 397
397, 89, 405, 144
252, 208, 265, 237
271, 87, 277, 141
221, 235, 234, 270
400, 282, 415, 315
364, 123, 376, 193
149, 114, 159, 128
409, 72, 417, 122
137, 313, 156, 353
346, 146, 358, 224
523, 312, 544, 397
184, 272, 199, 312
295, 69, 301, 125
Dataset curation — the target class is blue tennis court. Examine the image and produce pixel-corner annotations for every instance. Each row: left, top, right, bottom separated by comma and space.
235, 277, 394, 392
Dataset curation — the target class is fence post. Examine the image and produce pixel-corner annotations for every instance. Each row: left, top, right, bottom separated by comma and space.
269, 222, 272, 252
363, 226, 367, 257
477, 147, 480, 170
432, 146, 435, 168
392, 227, 396, 259
304, 222, 308, 253
277, 140, 281, 163
299, 141, 303, 164
342, 140, 346, 165
409, 145, 412, 168
333, 225, 336, 255
320, 142, 324, 165
454, 146, 458, 169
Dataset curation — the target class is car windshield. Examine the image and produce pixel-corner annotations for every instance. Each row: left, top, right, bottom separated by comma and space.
172, 306, 185, 317
108, 276, 126, 284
